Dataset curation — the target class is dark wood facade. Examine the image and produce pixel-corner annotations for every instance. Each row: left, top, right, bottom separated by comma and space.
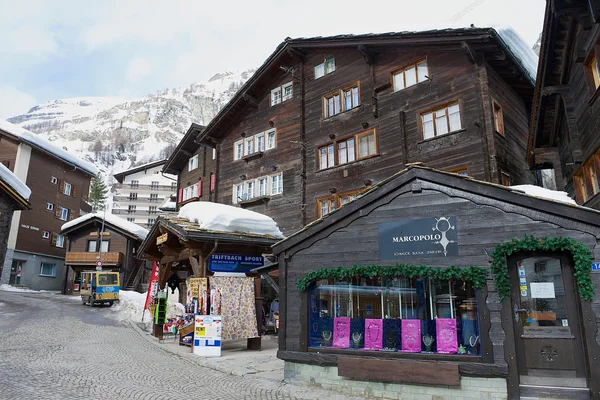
530, 0, 600, 207
0, 126, 94, 258
61, 216, 147, 294
273, 166, 600, 399
165, 28, 536, 236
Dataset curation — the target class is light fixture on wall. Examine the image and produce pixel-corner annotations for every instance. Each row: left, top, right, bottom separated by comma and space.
269, 120, 275, 128
271, 165, 278, 172
364, 179, 373, 187
328, 133, 336, 140
329, 188, 337, 194
362, 122, 369, 129
240, 174, 247, 180
240, 132, 246, 137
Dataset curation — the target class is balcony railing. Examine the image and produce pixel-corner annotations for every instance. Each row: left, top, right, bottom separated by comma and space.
113, 183, 177, 191
65, 252, 124, 266
111, 210, 165, 216
112, 196, 163, 202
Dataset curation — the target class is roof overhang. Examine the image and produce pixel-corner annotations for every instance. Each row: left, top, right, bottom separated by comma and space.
61, 216, 143, 242
163, 123, 205, 175
0, 180, 29, 210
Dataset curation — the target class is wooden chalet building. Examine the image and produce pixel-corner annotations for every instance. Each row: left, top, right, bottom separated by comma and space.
274, 165, 600, 399
60, 213, 149, 295
0, 164, 30, 278
164, 27, 538, 236
529, 0, 600, 209
0, 120, 97, 291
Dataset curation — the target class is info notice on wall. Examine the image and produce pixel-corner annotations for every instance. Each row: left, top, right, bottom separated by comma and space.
529, 282, 555, 299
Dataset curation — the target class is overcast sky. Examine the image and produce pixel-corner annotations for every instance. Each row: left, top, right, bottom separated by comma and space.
0, 0, 546, 119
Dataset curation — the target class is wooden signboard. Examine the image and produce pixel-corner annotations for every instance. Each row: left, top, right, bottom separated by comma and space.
157, 233, 168, 245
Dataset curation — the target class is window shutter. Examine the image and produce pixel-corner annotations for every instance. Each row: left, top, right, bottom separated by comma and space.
59, 180, 65, 193
198, 180, 203, 197
54, 208, 61, 219
51, 233, 57, 246
210, 174, 215, 192
177, 188, 183, 203
71, 185, 77, 197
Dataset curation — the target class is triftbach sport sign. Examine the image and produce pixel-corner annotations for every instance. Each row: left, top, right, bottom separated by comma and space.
209, 254, 264, 272
378, 217, 458, 259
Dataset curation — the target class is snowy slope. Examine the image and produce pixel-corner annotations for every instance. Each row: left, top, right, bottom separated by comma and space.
7, 70, 255, 183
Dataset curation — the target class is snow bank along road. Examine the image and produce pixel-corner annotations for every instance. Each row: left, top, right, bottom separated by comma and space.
0, 291, 363, 400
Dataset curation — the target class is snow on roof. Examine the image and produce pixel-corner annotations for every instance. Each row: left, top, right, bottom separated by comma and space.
0, 119, 98, 177
158, 197, 177, 211
509, 184, 576, 206
0, 163, 31, 201
495, 27, 539, 84
61, 212, 149, 240
177, 202, 284, 238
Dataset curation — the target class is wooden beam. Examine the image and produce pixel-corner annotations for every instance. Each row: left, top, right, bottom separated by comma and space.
338, 357, 460, 386
189, 256, 202, 277
461, 41, 477, 64
180, 149, 193, 158
541, 84, 572, 97
357, 44, 376, 65
158, 262, 173, 290
287, 47, 305, 61
242, 93, 260, 108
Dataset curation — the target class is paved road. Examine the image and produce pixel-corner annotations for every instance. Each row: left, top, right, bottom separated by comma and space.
0, 290, 363, 400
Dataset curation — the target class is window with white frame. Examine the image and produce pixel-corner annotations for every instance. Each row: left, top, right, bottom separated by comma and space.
271, 82, 293, 106
149, 206, 158, 214
393, 59, 429, 92
188, 154, 199, 171
63, 182, 72, 196
42, 231, 50, 239
60, 207, 69, 221
271, 173, 283, 195
258, 177, 268, 197
234, 129, 277, 160
266, 129, 276, 150
282, 82, 293, 101
40, 263, 56, 277
46, 202, 54, 211
232, 173, 283, 203
421, 102, 462, 140
51, 176, 58, 184
318, 129, 377, 171
151, 181, 159, 190
56, 234, 65, 248
150, 193, 158, 201
147, 219, 156, 226
183, 183, 199, 201
127, 218, 135, 222
323, 83, 360, 118
315, 57, 335, 79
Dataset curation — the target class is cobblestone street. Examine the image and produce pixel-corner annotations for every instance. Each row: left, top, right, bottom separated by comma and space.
0, 290, 364, 400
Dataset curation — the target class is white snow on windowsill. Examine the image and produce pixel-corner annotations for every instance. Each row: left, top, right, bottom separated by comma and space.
177, 201, 284, 238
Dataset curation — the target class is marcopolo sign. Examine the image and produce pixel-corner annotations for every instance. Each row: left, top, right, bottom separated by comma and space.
378, 216, 458, 259
209, 254, 265, 273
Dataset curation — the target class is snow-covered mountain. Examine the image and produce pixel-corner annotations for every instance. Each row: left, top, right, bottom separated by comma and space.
7, 70, 255, 181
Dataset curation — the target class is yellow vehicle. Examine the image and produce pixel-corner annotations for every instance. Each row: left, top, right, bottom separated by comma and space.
80, 271, 120, 307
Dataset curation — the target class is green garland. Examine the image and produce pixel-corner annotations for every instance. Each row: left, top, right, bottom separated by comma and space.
490, 235, 594, 301
295, 264, 488, 292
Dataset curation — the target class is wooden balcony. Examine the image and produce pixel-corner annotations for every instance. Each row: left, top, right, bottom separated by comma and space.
65, 252, 124, 266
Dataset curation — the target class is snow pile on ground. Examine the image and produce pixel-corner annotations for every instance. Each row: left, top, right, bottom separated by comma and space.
0, 284, 58, 293
110, 290, 184, 323
0, 163, 31, 201
509, 184, 577, 206
61, 211, 149, 240
178, 201, 284, 238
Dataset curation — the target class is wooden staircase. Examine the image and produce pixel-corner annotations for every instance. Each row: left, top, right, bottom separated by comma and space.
124, 264, 143, 292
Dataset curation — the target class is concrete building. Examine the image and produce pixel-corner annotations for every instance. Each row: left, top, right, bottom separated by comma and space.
0, 120, 97, 291
111, 160, 177, 229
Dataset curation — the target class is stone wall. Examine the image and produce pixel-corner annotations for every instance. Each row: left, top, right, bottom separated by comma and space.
0, 193, 15, 283
284, 362, 508, 400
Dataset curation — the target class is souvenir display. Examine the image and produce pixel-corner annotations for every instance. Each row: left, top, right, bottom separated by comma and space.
436, 318, 458, 354
332, 317, 350, 348
401, 319, 421, 352
363, 319, 383, 350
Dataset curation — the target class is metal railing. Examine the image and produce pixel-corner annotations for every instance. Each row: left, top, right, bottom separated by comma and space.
65, 252, 124, 265
113, 183, 177, 191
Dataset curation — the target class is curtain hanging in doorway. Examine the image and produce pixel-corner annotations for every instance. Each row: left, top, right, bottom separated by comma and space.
209, 276, 258, 340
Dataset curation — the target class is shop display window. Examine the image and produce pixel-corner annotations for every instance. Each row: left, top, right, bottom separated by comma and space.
308, 277, 480, 355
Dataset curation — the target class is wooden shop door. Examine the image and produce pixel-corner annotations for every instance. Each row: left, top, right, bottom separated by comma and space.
509, 254, 588, 397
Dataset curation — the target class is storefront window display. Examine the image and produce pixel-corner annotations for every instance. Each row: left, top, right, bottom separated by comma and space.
309, 276, 480, 355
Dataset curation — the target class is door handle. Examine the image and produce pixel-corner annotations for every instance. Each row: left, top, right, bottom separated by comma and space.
515, 308, 529, 313
513, 303, 530, 322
